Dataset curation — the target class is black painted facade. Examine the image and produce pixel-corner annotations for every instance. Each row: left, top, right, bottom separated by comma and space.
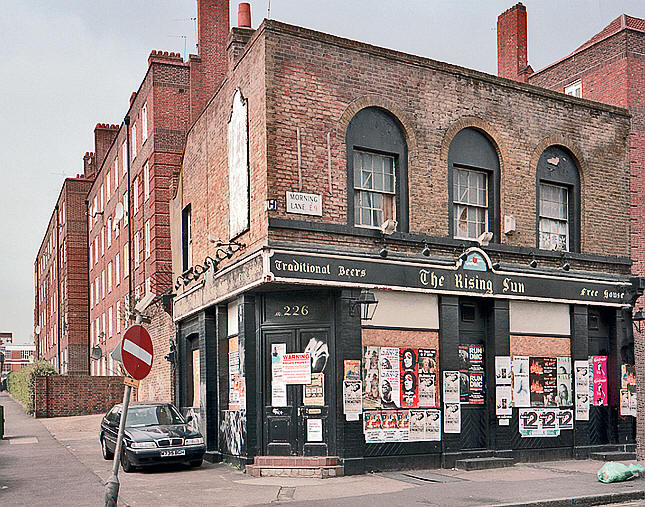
172, 245, 640, 473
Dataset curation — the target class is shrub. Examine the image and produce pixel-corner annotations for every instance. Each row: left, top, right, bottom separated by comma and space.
6, 361, 57, 414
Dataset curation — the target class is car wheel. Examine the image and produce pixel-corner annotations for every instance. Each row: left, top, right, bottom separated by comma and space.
121, 450, 136, 473
101, 436, 114, 460
189, 459, 203, 468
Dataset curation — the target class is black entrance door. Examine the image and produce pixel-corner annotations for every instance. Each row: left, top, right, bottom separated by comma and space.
587, 308, 614, 445
458, 298, 489, 450
263, 327, 331, 456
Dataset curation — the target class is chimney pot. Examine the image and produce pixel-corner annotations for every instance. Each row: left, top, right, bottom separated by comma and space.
238, 3, 251, 28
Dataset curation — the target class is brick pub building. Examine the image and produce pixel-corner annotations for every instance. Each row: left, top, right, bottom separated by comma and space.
169, 2, 642, 474
497, 2, 645, 461
34, 171, 94, 374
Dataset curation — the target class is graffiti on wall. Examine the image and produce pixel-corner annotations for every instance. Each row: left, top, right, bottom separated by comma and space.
220, 409, 246, 456
183, 407, 201, 433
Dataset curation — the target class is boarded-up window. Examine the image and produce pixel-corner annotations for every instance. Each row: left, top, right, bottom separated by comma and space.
227, 89, 249, 239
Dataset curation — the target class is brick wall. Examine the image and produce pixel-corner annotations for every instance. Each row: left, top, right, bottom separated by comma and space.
86, 57, 189, 386
33, 375, 124, 418
172, 19, 632, 303
263, 21, 630, 260
527, 21, 645, 459
172, 28, 267, 283
136, 301, 174, 403
35, 176, 93, 374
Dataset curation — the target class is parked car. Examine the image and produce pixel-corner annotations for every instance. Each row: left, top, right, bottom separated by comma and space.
100, 402, 206, 472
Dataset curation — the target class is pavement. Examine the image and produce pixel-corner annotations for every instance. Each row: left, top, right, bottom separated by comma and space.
2, 391, 645, 506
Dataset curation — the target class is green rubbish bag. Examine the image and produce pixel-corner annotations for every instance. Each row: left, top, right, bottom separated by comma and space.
597, 462, 644, 483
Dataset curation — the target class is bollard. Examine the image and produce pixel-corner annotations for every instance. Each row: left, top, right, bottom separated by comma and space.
0, 405, 4, 439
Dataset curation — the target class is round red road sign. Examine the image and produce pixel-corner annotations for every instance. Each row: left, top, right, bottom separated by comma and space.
121, 325, 153, 380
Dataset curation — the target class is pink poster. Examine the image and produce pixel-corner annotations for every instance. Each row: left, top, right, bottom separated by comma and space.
592, 356, 608, 406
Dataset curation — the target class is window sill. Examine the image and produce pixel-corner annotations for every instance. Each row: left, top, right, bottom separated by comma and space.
268, 217, 631, 267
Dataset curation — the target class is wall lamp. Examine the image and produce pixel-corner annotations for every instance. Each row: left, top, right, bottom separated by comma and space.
421, 243, 430, 257
492, 260, 501, 271
164, 338, 177, 364
349, 290, 379, 320
529, 253, 538, 268
560, 253, 571, 271
633, 308, 645, 333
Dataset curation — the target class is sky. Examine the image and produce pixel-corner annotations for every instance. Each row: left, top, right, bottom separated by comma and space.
2, 0, 645, 344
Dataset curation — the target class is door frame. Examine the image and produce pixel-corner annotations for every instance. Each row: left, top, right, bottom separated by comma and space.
257, 290, 337, 457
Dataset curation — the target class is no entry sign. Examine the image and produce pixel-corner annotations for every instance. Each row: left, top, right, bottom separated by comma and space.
121, 325, 153, 380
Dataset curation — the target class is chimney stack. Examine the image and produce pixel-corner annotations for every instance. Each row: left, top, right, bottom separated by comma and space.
190, 0, 231, 121
497, 3, 533, 83
94, 123, 119, 169
238, 3, 251, 28
83, 152, 96, 179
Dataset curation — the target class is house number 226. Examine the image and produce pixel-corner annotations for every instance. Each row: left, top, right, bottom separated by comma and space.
277, 305, 309, 316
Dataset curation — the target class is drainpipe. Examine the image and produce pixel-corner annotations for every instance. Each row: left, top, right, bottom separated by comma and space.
125, 116, 133, 310
85, 199, 91, 374
55, 204, 62, 373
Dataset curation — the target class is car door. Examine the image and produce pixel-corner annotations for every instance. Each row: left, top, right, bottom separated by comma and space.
104, 408, 120, 452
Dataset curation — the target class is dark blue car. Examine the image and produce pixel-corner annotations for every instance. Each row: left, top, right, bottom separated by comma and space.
100, 402, 205, 472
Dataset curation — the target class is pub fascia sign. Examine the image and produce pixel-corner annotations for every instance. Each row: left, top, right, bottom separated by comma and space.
286, 191, 322, 216
267, 248, 631, 306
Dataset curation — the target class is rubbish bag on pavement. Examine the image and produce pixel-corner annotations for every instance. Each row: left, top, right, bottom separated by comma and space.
597, 462, 644, 483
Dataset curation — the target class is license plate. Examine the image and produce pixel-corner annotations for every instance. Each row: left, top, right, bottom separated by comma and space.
160, 449, 185, 457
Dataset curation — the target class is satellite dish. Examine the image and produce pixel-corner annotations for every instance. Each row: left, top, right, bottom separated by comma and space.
114, 202, 125, 222
91, 346, 103, 361
35, 325, 41, 334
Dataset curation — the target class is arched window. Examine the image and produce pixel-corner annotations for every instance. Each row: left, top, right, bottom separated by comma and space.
448, 128, 500, 240
346, 107, 408, 232
536, 146, 580, 252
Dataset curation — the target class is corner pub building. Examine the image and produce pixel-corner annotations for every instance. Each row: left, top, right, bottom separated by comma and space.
169, 5, 642, 475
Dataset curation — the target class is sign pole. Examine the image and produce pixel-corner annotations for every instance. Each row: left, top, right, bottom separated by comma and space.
105, 384, 131, 507
105, 312, 145, 507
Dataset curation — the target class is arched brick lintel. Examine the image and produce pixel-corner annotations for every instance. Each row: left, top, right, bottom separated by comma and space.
336, 95, 419, 161
530, 136, 587, 251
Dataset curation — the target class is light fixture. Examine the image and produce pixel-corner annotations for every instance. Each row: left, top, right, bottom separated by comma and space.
164, 338, 177, 363
91, 345, 102, 361
560, 252, 570, 271
633, 308, 645, 333
529, 254, 538, 268
492, 261, 501, 271
349, 290, 379, 320
421, 243, 430, 257
379, 246, 388, 258
458, 250, 469, 262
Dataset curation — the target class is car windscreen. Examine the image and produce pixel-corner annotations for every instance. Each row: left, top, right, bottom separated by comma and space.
125, 405, 185, 427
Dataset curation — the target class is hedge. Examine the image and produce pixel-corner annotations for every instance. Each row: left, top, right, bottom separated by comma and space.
6, 361, 57, 414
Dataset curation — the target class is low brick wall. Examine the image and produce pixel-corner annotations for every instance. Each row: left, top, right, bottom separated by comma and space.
34, 375, 125, 418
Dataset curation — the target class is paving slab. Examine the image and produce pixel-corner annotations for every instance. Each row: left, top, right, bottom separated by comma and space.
0, 392, 106, 507
14, 397, 645, 507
